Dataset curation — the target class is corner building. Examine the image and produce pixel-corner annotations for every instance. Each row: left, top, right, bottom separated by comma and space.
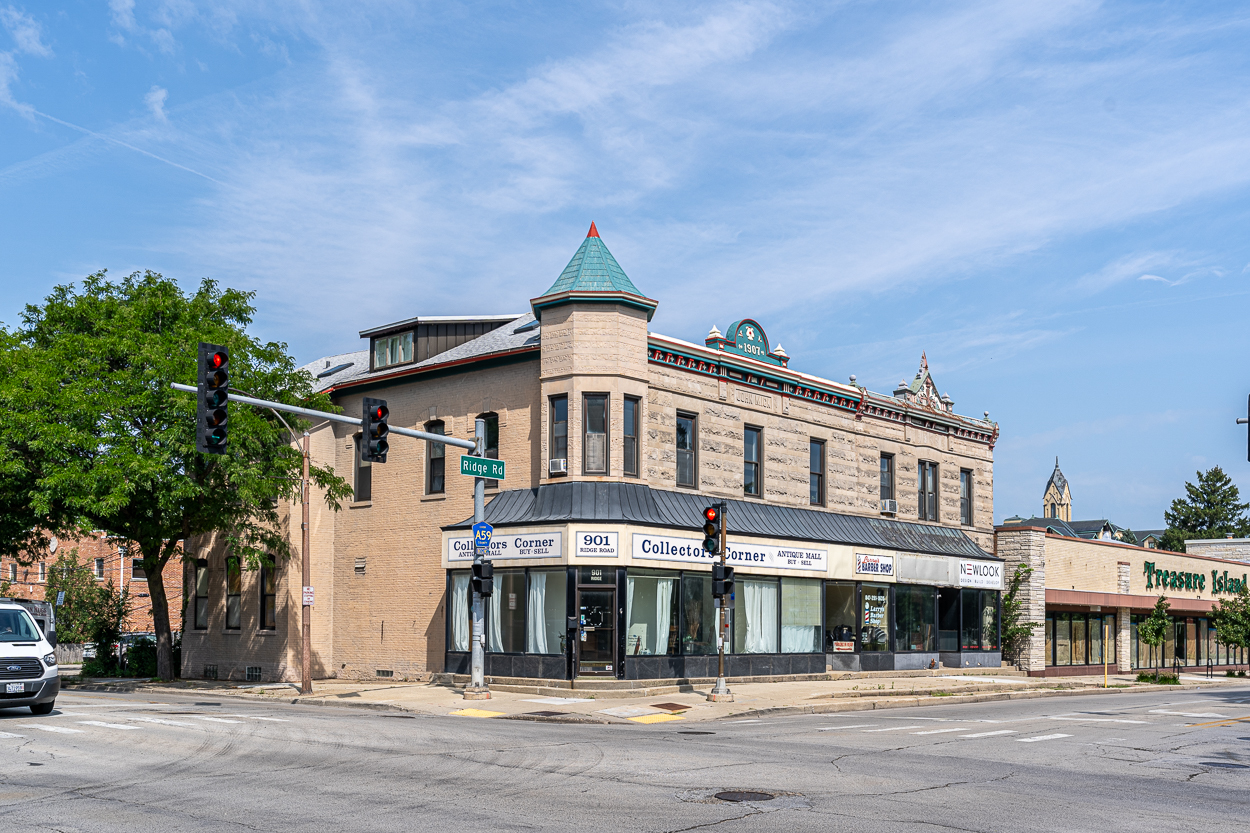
184, 225, 1004, 683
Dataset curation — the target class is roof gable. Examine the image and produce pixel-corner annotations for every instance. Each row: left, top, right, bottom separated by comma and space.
531, 223, 658, 320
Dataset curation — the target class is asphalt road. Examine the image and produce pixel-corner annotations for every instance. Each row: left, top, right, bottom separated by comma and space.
1, 684, 1248, 832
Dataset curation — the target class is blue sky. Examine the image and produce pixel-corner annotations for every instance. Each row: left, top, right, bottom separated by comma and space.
3, 1, 1249, 529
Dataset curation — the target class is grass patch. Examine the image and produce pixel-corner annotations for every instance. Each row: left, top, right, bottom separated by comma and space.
930, 691, 953, 697
1135, 672, 1180, 685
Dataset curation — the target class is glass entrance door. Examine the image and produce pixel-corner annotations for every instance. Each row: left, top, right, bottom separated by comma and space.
577, 587, 616, 676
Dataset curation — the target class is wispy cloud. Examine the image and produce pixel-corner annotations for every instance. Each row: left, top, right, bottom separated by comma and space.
0, 4, 51, 115
144, 85, 167, 122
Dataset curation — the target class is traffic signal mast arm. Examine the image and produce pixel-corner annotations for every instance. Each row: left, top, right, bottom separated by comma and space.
171, 383, 477, 450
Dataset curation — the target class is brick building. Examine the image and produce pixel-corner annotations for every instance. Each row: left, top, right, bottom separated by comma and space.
184, 224, 1004, 684
1, 532, 184, 636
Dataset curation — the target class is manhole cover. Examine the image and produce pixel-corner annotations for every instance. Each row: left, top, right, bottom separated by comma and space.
715, 791, 774, 803
652, 702, 691, 712
526, 711, 569, 718
680, 731, 715, 735
1201, 761, 1248, 769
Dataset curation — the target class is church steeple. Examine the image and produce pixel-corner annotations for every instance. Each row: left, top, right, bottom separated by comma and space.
1043, 458, 1072, 521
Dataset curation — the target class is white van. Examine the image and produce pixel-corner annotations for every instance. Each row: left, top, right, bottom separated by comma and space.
0, 599, 59, 715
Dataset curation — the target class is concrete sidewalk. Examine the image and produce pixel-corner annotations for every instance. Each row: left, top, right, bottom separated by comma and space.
62, 669, 1242, 725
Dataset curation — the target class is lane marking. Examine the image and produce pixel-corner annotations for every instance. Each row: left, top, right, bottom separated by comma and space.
196, 717, 244, 724
129, 716, 197, 727
818, 724, 876, 731
960, 730, 1016, 738
912, 727, 969, 735
1048, 717, 1147, 724
448, 708, 503, 718
1017, 733, 1073, 743
1149, 709, 1227, 718
863, 725, 925, 733
248, 716, 290, 722
1187, 715, 1250, 728
22, 724, 84, 734
76, 721, 141, 731
0, 731, 25, 738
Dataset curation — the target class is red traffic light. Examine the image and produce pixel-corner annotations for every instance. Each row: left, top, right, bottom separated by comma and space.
209, 351, 227, 369
704, 506, 719, 523
373, 405, 387, 420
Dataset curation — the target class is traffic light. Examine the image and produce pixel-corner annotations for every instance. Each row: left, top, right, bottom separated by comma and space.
472, 560, 494, 597
702, 505, 721, 554
713, 562, 735, 599
196, 342, 229, 454
360, 397, 390, 463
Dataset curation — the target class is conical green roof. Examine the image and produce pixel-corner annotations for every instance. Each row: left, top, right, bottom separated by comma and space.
531, 223, 657, 320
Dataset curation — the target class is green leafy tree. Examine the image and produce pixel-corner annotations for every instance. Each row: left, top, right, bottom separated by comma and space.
0, 271, 352, 681
43, 550, 99, 644
1161, 467, 1250, 552
79, 581, 133, 677
1210, 582, 1250, 674
1137, 595, 1172, 681
1116, 528, 1138, 546
1001, 564, 1042, 666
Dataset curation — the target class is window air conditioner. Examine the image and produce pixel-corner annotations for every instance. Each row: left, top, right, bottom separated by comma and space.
549, 458, 568, 475
880, 499, 898, 514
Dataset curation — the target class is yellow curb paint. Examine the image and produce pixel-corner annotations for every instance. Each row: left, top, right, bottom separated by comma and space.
449, 708, 504, 718
628, 713, 685, 724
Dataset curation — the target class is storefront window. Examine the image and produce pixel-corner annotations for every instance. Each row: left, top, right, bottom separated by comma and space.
733, 577, 779, 653
781, 577, 821, 653
681, 574, 716, 655
1089, 614, 1103, 665
939, 588, 960, 651
1106, 614, 1116, 664
960, 588, 980, 650
526, 570, 568, 655
824, 582, 856, 652
981, 592, 999, 649
861, 584, 890, 651
1045, 614, 1055, 666
1072, 613, 1087, 665
626, 570, 678, 656
894, 585, 936, 652
1056, 614, 1071, 665
450, 571, 470, 652
487, 570, 526, 653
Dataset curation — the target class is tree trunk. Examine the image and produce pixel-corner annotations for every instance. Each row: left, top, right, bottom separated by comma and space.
143, 545, 175, 682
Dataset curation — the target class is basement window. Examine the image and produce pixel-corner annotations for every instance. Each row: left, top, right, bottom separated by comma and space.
355, 558, 366, 575
245, 666, 262, 682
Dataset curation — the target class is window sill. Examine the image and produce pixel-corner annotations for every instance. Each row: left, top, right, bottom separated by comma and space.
420, 494, 447, 502
255, 629, 278, 636
349, 501, 372, 509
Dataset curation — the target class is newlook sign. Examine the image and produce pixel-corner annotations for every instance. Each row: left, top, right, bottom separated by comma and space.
448, 532, 563, 562
632, 533, 826, 571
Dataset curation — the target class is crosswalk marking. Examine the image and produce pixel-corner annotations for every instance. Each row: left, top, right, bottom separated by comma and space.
0, 731, 25, 738
960, 730, 1016, 738
1149, 709, 1226, 718
863, 725, 925, 732
1048, 717, 1147, 724
1017, 733, 1072, 743
911, 727, 969, 735
76, 721, 141, 731
22, 724, 84, 734
818, 724, 876, 731
196, 717, 244, 724
248, 716, 290, 722
129, 716, 197, 727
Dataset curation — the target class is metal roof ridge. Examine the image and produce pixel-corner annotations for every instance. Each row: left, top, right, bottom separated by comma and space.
358, 313, 524, 339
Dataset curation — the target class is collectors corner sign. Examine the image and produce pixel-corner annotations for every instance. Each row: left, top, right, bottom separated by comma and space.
959, 560, 1003, 589
448, 531, 562, 562
632, 533, 826, 571
855, 553, 894, 576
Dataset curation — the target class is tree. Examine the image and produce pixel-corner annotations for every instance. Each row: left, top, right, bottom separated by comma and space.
1137, 595, 1172, 681
43, 550, 99, 644
1210, 582, 1250, 674
1001, 564, 1042, 666
0, 271, 352, 681
1160, 467, 1250, 552
1116, 528, 1138, 546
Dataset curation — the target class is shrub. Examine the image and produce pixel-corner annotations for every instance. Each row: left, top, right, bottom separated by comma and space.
125, 638, 158, 678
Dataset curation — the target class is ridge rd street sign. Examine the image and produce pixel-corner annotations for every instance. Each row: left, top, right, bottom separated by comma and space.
473, 522, 493, 553
461, 455, 505, 480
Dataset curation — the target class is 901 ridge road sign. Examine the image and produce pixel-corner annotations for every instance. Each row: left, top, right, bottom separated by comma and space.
460, 455, 505, 480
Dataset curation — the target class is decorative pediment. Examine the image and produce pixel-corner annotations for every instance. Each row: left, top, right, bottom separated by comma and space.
704, 318, 789, 367
893, 353, 953, 413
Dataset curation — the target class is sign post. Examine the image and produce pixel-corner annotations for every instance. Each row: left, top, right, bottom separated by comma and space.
464, 418, 492, 701
708, 502, 733, 703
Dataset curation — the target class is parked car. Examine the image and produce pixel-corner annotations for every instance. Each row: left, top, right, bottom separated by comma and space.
82, 643, 97, 660
0, 598, 60, 714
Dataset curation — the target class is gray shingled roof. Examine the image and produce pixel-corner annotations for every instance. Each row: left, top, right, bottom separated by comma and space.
447, 482, 995, 559
1045, 458, 1068, 497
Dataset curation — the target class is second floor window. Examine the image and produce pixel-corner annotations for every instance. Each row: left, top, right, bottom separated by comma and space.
918, 461, 939, 521
373, 331, 413, 369
131, 558, 145, 579
809, 439, 825, 505
744, 426, 762, 496
38, 562, 46, 582
260, 565, 277, 630
426, 420, 445, 494
624, 396, 640, 477
225, 556, 241, 630
583, 395, 608, 475
550, 396, 568, 472
94, 558, 104, 579
354, 434, 372, 502
880, 454, 894, 502
194, 559, 209, 629
676, 413, 696, 488
960, 469, 973, 525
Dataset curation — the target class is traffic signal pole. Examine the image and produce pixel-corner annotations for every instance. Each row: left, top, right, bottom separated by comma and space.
708, 502, 733, 703
464, 418, 491, 700
301, 431, 312, 696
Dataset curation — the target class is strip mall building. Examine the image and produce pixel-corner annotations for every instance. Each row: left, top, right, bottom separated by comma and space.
184, 225, 1007, 684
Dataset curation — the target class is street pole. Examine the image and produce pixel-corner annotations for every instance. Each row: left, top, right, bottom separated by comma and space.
301, 431, 312, 696
464, 418, 491, 700
708, 502, 733, 702
1103, 619, 1107, 689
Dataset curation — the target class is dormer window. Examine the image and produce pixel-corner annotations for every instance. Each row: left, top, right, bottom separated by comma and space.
373, 332, 413, 369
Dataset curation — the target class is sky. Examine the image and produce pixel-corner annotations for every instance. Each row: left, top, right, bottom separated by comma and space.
2, 1, 1249, 529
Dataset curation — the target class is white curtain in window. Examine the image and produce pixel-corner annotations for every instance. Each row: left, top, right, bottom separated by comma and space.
451, 573, 469, 652
743, 579, 779, 653
488, 585, 503, 652
654, 577, 674, 655
527, 572, 548, 654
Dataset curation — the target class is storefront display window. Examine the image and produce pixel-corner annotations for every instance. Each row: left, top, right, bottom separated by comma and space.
1044, 614, 1054, 666
681, 573, 715, 655
781, 577, 821, 653
525, 569, 568, 655
1056, 613, 1071, 664
626, 570, 678, 656
894, 585, 936, 652
734, 577, 779, 654
861, 584, 889, 652
487, 570, 526, 653
824, 582, 856, 652
450, 571, 470, 652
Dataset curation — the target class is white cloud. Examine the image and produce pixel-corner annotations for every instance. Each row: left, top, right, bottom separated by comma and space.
145, 84, 168, 122
109, 0, 137, 32
0, 5, 51, 56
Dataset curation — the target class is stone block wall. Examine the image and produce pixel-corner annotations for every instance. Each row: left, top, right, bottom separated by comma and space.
995, 525, 1047, 672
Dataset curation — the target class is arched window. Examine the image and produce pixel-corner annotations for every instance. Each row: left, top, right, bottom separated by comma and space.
1050, 502, 1057, 519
